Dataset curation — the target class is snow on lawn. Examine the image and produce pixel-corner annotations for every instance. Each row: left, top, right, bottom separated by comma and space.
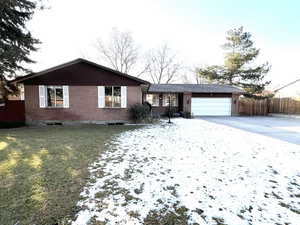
72, 118, 300, 225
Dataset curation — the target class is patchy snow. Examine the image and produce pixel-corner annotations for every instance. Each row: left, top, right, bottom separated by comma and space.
72, 118, 300, 225
278, 126, 300, 133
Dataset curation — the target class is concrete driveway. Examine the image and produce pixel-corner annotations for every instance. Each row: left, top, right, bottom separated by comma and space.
201, 116, 300, 145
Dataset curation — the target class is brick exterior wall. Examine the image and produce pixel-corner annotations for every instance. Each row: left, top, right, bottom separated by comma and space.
24, 85, 142, 123
183, 92, 192, 113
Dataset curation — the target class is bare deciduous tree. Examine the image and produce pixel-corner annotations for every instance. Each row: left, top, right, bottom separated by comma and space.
95, 28, 145, 75
181, 67, 202, 84
182, 73, 192, 84
146, 44, 181, 84
194, 67, 202, 84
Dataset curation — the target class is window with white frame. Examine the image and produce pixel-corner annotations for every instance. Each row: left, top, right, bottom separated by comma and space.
163, 93, 178, 107
39, 85, 69, 108
46, 86, 64, 107
105, 86, 121, 108
146, 94, 160, 106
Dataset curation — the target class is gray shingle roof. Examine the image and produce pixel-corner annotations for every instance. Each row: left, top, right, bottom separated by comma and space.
148, 84, 244, 93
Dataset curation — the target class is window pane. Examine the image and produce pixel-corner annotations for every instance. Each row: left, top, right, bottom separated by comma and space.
46, 86, 64, 107
55, 88, 64, 107
146, 94, 159, 106
47, 87, 55, 107
105, 86, 113, 107
171, 94, 178, 107
146, 94, 153, 104
163, 94, 178, 107
163, 94, 169, 106
113, 87, 121, 108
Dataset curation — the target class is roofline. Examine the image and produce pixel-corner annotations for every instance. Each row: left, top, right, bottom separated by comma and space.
149, 83, 241, 86
148, 83, 245, 94
147, 90, 244, 94
274, 78, 300, 93
10, 58, 150, 85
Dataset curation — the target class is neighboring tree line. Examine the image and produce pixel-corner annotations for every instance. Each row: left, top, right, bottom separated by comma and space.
0, 0, 271, 99
93, 28, 182, 84
94, 27, 271, 97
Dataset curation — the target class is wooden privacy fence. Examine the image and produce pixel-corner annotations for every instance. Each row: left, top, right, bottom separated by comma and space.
238, 98, 300, 116
238, 98, 269, 116
269, 98, 300, 114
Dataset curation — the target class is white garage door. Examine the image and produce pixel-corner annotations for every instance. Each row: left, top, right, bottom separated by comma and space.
191, 97, 232, 116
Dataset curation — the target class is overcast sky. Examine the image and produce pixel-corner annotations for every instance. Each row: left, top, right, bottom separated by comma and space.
27, 0, 300, 89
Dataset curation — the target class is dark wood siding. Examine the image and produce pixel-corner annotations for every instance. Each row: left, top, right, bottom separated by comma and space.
23, 62, 144, 86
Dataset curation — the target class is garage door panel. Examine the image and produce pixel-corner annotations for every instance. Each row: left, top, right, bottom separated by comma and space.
193, 98, 231, 104
191, 97, 232, 116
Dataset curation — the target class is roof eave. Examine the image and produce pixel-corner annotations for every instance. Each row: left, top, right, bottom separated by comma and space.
148, 90, 245, 94
9, 58, 150, 85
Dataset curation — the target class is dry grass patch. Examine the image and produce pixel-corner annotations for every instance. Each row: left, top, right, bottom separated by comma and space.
0, 124, 138, 225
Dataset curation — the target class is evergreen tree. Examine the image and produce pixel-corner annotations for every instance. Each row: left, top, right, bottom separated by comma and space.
0, 0, 41, 98
198, 27, 271, 97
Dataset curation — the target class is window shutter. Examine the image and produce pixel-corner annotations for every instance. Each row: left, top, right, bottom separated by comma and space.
63, 86, 69, 108
121, 86, 127, 108
20, 84, 25, 100
39, 85, 46, 108
98, 86, 105, 108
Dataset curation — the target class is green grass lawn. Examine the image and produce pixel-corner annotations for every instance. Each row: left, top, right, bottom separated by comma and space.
0, 124, 137, 225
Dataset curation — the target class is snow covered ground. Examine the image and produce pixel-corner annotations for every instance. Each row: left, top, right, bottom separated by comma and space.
72, 118, 300, 225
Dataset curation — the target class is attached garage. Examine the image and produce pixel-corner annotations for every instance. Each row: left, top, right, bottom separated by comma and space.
147, 84, 244, 116
191, 97, 232, 116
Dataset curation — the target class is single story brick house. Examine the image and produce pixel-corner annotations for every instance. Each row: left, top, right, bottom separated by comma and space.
11, 58, 243, 125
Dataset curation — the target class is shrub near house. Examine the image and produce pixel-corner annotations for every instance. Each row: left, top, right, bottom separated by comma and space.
129, 103, 151, 122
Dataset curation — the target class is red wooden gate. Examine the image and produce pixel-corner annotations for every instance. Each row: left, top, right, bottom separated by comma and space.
0, 100, 25, 123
